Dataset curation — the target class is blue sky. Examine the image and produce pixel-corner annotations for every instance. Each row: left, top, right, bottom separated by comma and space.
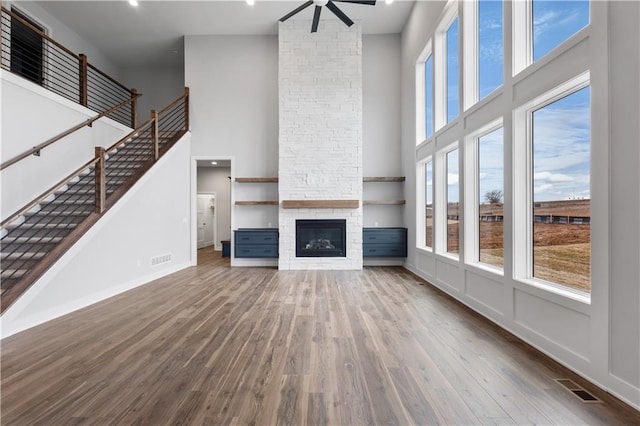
479, 128, 504, 203
533, 0, 590, 61
533, 86, 591, 201
479, 0, 503, 99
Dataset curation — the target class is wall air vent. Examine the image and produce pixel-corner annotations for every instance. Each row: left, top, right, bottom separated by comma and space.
151, 253, 171, 266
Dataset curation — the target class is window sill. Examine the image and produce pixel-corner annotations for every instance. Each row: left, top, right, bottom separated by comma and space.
514, 277, 591, 307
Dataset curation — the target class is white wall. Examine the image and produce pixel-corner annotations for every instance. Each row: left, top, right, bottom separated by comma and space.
1, 135, 192, 338
185, 35, 280, 231
607, 0, 640, 398
363, 34, 403, 228
122, 66, 185, 119
400, 0, 639, 408
197, 167, 232, 246
1, 71, 131, 220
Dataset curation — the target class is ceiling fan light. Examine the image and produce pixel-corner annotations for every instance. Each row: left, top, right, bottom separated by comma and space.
314, 0, 329, 6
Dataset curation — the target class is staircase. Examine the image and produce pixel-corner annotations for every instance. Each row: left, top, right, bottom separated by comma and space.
0, 91, 189, 312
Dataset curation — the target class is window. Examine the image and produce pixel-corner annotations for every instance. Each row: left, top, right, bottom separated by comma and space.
478, 0, 503, 99
425, 55, 434, 138
416, 40, 433, 145
10, 8, 44, 85
446, 18, 459, 123
533, 0, 589, 61
478, 127, 504, 267
446, 148, 459, 255
531, 85, 590, 292
425, 161, 434, 248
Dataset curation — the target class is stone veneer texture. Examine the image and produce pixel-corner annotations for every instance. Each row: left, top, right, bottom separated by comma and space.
278, 20, 363, 270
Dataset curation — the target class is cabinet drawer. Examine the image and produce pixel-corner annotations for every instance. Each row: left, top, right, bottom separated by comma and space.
363, 244, 407, 258
234, 231, 278, 245
363, 228, 407, 244
235, 246, 279, 258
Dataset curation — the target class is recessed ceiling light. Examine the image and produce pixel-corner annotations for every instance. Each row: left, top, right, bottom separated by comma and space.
246, 0, 255, 5
211, 161, 218, 165
129, 0, 139, 6
385, 0, 394, 4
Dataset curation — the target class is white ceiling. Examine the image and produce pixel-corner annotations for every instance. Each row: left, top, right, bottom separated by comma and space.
34, 0, 415, 68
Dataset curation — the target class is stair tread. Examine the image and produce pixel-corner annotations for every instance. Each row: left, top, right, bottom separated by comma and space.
1, 269, 29, 279
5, 222, 79, 230
1, 252, 47, 260
2, 236, 65, 244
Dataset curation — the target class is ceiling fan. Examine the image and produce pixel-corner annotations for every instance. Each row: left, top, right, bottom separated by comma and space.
279, 0, 377, 33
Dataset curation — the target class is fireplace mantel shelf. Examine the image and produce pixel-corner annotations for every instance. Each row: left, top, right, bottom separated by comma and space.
282, 200, 360, 209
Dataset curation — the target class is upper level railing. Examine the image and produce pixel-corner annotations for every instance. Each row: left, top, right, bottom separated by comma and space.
0, 6, 137, 128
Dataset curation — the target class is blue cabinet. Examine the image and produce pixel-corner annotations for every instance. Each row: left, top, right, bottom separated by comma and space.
363, 228, 407, 258
234, 229, 279, 258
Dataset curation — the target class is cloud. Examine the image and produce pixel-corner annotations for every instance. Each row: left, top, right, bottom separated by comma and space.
534, 171, 574, 183
447, 173, 459, 185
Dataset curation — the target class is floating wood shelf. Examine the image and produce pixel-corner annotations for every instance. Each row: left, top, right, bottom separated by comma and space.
282, 200, 360, 209
363, 200, 406, 205
363, 177, 406, 182
235, 177, 278, 183
235, 201, 279, 206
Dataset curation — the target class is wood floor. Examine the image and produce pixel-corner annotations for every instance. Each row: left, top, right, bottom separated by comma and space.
1, 247, 638, 425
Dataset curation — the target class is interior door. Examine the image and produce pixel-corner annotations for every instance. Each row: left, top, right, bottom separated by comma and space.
197, 194, 215, 249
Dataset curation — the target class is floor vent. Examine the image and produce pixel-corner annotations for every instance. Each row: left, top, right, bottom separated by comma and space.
555, 378, 601, 403
151, 253, 172, 266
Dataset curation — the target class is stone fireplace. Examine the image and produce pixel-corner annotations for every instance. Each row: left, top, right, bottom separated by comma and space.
278, 20, 363, 270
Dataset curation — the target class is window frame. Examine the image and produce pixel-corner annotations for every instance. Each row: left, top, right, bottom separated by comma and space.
434, 3, 459, 131
416, 157, 434, 251
513, 0, 591, 76
435, 142, 460, 258
463, 119, 504, 273
513, 71, 591, 300
416, 40, 434, 146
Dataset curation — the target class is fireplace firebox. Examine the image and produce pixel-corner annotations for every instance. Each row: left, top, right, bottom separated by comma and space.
296, 219, 346, 257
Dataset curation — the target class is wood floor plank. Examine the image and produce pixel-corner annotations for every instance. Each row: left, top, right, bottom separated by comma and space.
1, 248, 638, 425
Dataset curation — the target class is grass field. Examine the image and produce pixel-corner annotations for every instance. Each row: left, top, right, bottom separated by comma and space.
424, 200, 591, 293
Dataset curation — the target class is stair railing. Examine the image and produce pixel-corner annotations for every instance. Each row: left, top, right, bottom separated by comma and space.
0, 93, 141, 171
1, 6, 138, 127
1, 88, 190, 229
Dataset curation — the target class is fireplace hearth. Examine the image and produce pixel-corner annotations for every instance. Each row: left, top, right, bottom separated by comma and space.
296, 219, 346, 257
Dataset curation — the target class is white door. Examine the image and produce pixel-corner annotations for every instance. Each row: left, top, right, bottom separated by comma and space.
197, 194, 215, 249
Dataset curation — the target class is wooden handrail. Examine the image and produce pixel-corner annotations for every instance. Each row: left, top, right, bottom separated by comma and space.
0, 156, 100, 229
1, 6, 79, 60
0, 94, 141, 171
158, 87, 190, 116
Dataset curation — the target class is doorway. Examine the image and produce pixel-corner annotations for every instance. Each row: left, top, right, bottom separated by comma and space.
196, 192, 216, 249
192, 158, 233, 265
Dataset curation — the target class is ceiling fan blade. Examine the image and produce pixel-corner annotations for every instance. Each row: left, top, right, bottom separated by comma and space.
333, 0, 377, 5
311, 6, 322, 33
279, 1, 314, 22
326, 1, 354, 27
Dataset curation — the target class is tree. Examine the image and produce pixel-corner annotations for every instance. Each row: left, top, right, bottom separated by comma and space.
484, 189, 503, 204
